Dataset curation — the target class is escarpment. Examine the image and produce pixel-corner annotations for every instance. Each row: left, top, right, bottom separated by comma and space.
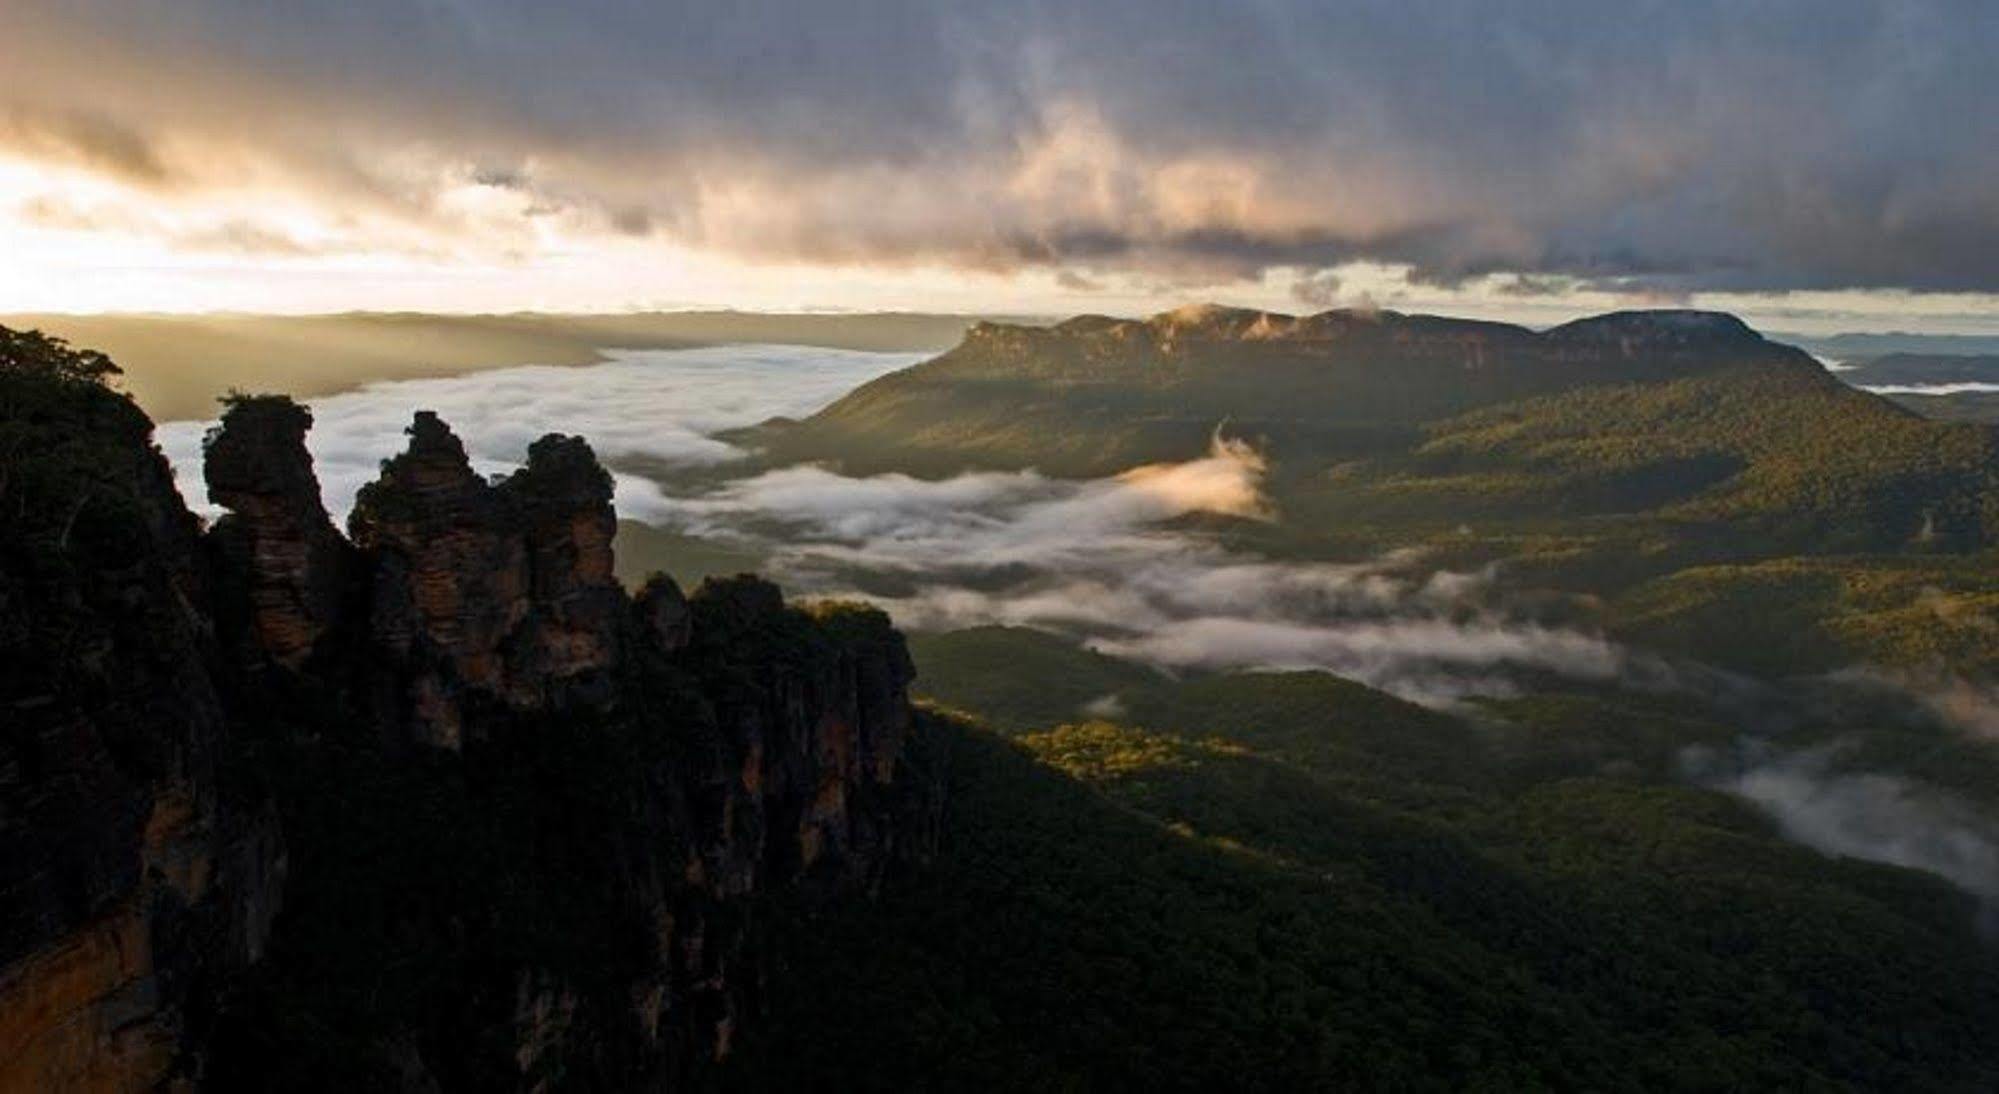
1, 359, 944, 1091
1, 370, 284, 1093
757, 304, 1833, 480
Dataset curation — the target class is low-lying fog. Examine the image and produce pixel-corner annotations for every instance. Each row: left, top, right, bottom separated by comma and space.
1853, 382, 1999, 395
158, 345, 930, 523
157, 345, 1639, 708
156, 344, 1999, 908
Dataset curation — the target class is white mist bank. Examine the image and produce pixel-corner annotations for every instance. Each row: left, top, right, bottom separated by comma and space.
154, 344, 926, 522
648, 432, 1645, 707
1856, 382, 1999, 395
1696, 747, 1999, 906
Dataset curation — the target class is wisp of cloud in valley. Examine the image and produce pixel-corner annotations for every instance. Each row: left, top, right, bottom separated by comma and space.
156, 344, 927, 522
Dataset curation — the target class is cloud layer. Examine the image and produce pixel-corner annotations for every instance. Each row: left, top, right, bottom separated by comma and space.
1858, 383, 1999, 395
8, 1, 1997, 293
652, 436, 1648, 706
155, 344, 923, 522
1704, 748, 1999, 907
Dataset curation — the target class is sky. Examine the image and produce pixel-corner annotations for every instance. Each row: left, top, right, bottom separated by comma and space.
2, 1, 1996, 332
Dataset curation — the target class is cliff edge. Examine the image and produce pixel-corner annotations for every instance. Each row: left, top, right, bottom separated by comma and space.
0, 329, 945, 1091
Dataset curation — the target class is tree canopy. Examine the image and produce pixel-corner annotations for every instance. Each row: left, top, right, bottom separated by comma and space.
0, 327, 122, 386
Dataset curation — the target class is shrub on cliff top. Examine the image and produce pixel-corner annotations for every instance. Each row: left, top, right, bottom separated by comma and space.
0, 327, 121, 386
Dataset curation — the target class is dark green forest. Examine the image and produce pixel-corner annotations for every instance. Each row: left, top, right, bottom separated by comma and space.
734, 704, 1999, 1090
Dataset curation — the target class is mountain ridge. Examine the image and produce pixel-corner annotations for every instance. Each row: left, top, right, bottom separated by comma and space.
761, 304, 1838, 483
743, 304, 1999, 677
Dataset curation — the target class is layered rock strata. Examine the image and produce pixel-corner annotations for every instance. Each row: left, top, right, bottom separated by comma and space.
1, 375, 943, 1091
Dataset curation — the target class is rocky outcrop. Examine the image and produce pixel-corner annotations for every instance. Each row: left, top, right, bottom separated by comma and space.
505, 433, 627, 692
343, 412, 631, 747
1, 360, 944, 1091
346, 410, 532, 747
204, 395, 352, 669
635, 574, 693, 654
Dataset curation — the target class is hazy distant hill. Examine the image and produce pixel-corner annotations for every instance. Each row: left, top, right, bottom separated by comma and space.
1, 310, 1009, 421
1838, 353, 1999, 387
1787, 331, 1999, 361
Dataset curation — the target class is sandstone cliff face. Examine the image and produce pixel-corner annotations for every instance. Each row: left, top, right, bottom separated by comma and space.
343, 412, 631, 747
945, 305, 1804, 395
0, 375, 284, 1093
771, 304, 1818, 479
203, 396, 351, 670
2, 374, 943, 1091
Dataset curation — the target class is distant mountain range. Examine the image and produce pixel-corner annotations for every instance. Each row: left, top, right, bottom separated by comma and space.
1786, 330, 1999, 361
1, 310, 1005, 421
19, 304, 1997, 425
765, 305, 1804, 471
1837, 352, 1999, 387
764, 304, 1993, 544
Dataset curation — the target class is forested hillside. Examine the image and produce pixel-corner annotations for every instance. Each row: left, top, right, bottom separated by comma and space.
736, 699, 1999, 1090
759, 306, 1999, 680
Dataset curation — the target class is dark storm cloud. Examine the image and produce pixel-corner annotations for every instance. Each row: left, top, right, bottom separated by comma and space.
5, 1, 1995, 291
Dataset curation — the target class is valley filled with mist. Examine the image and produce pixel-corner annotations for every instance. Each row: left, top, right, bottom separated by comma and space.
68, 305, 1999, 1086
